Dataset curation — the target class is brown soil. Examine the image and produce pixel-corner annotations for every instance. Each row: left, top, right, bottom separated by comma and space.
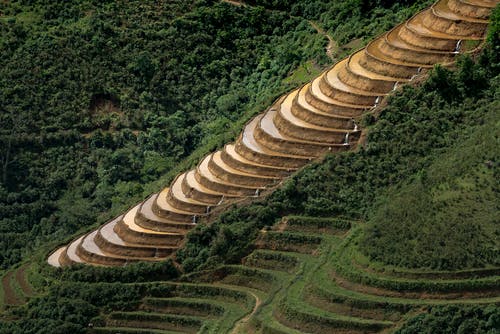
352, 258, 500, 281
305, 293, 401, 322
274, 309, 375, 334
2, 271, 23, 306
274, 218, 288, 232
15, 264, 34, 297
332, 270, 499, 300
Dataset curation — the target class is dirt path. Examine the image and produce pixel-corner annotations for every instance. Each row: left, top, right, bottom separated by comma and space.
15, 264, 34, 297
309, 21, 338, 61
230, 291, 261, 334
221, 0, 337, 61
1, 272, 23, 306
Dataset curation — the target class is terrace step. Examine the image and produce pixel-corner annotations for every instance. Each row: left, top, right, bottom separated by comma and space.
423, 0, 490, 37
278, 215, 354, 235
235, 114, 311, 168
339, 50, 408, 94
292, 84, 356, 128
320, 60, 381, 106
59, 235, 84, 266
181, 169, 234, 205
361, 37, 432, 79
274, 89, 356, 144
91, 327, 184, 334
254, 107, 349, 157
153, 188, 202, 223
221, 143, 294, 178
141, 297, 225, 317
106, 312, 203, 334
256, 231, 324, 254
47, 246, 66, 268
208, 150, 279, 187
243, 249, 301, 273
166, 174, 211, 214
213, 265, 282, 292
195, 154, 264, 196
136, 194, 196, 233
115, 203, 185, 246
94, 216, 176, 258
306, 76, 371, 115
378, 24, 456, 65
311, 266, 500, 313
276, 296, 393, 334
399, 11, 478, 51
75, 231, 131, 266
448, 0, 496, 19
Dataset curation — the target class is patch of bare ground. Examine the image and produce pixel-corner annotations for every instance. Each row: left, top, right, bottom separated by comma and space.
2, 272, 23, 306
89, 94, 122, 116
304, 292, 402, 322
15, 264, 34, 297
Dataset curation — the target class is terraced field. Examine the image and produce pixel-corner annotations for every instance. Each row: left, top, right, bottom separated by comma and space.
0, 263, 38, 310
48, 0, 499, 268
90, 277, 258, 333
89, 215, 499, 333
36, 0, 499, 332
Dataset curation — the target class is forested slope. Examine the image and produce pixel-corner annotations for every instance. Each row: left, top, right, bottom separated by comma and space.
1, 0, 424, 269
0, 0, 498, 333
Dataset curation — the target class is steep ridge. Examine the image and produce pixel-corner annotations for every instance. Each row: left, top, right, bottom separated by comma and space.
48, 0, 498, 267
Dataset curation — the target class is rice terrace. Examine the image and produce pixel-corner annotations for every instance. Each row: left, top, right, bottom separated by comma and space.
0, 0, 499, 333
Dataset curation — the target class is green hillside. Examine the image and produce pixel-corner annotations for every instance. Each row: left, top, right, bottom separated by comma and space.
363, 106, 499, 270
0, 0, 432, 270
0, 0, 499, 333
176, 47, 500, 274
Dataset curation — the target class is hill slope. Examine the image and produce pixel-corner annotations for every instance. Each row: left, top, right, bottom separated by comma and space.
48, 0, 496, 268
0, 1, 498, 333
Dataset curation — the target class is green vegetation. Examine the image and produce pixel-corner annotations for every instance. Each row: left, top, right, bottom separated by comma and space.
245, 0, 433, 45
0, 0, 433, 271
0, 0, 330, 270
177, 38, 500, 276
0, 1, 498, 333
284, 215, 353, 233
363, 112, 499, 270
396, 305, 500, 334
